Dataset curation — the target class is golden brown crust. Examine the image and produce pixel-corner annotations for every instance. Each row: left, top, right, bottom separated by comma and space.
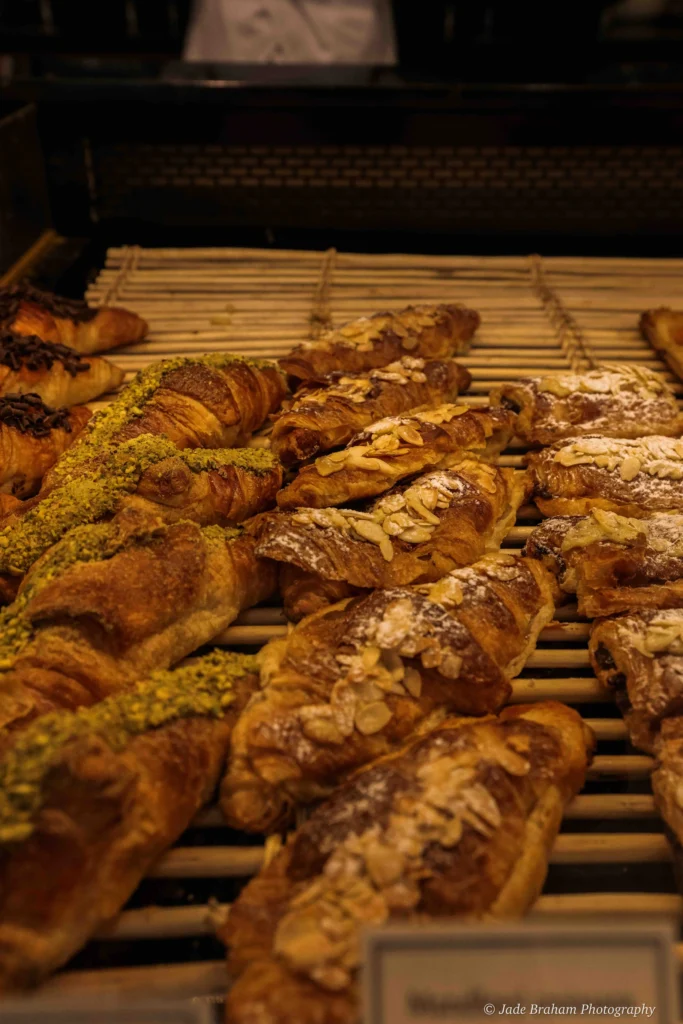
276, 404, 513, 509
0, 509, 277, 734
6, 290, 148, 355
528, 435, 683, 518
525, 510, 683, 617
0, 664, 258, 991
280, 304, 479, 383
220, 554, 558, 833
492, 364, 683, 445
0, 347, 124, 407
0, 405, 90, 499
261, 463, 530, 621
278, 564, 360, 622
222, 702, 593, 1024
271, 358, 471, 466
640, 308, 683, 383
590, 610, 683, 752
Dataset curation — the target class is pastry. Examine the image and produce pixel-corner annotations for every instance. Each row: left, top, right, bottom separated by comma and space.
640, 308, 683, 383
220, 553, 558, 833
525, 509, 683, 615
276, 404, 513, 509
280, 303, 479, 383
0, 282, 148, 354
590, 609, 683, 752
528, 435, 683, 518
0, 435, 282, 594
0, 649, 257, 990
259, 461, 530, 621
0, 332, 125, 406
0, 507, 276, 734
0, 394, 90, 499
41, 353, 287, 491
222, 702, 593, 1024
270, 357, 471, 466
492, 364, 683, 444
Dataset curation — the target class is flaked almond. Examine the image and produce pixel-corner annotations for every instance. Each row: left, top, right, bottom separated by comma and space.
441, 816, 464, 848
352, 519, 389, 546
364, 842, 405, 887
355, 700, 393, 735
301, 714, 346, 746
362, 646, 382, 670
400, 525, 435, 544
619, 455, 642, 481
396, 423, 424, 445
379, 536, 394, 561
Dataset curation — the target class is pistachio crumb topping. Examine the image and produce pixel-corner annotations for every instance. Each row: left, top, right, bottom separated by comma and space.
0, 436, 276, 576
0, 650, 257, 844
0, 517, 238, 669
49, 353, 278, 485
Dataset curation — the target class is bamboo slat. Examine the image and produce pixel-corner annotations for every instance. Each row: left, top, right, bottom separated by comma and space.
34, 244, 683, 1000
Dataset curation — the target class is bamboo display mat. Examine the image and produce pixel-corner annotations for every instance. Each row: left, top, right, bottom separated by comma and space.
25, 247, 683, 1005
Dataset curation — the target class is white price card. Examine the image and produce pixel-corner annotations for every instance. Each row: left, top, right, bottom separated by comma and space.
0, 996, 214, 1024
362, 918, 678, 1024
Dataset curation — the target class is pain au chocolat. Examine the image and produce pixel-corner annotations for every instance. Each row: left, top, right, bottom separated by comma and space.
528, 435, 683, 518
525, 509, 683, 616
492, 364, 683, 445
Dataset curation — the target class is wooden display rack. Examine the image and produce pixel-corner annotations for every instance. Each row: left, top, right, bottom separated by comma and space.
23, 246, 683, 1005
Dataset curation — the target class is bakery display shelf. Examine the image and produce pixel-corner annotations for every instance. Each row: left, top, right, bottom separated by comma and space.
19, 246, 683, 1007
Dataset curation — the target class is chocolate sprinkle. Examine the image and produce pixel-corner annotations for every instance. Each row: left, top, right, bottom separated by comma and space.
0, 394, 72, 438
0, 332, 90, 377
0, 284, 98, 327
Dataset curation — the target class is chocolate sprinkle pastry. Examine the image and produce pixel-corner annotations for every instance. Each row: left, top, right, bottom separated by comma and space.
0, 393, 72, 438
0, 332, 90, 377
0, 283, 98, 327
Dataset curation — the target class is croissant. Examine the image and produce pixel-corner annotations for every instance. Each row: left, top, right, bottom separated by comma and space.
270, 357, 471, 466
590, 609, 683, 752
279, 303, 479, 383
0, 436, 282, 598
0, 283, 148, 354
222, 702, 593, 1024
0, 394, 90, 500
640, 308, 683, 384
528, 435, 683, 517
0, 649, 257, 991
492, 363, 683, 444
220, 553, 558, 833
0, 332, 125, 406
259, 461, 530, 621
525, 509, 683, 616
276, 403, 513, 509
42, 352, 287, 491
0, 507, 276, 735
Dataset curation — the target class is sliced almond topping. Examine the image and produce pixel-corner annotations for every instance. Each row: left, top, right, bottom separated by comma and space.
355, 700, 393, 735
403, 666, 422, 698
399, 525, 435, 544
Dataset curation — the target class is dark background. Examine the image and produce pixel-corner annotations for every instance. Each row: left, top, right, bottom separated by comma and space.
3, 0, 683, 278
